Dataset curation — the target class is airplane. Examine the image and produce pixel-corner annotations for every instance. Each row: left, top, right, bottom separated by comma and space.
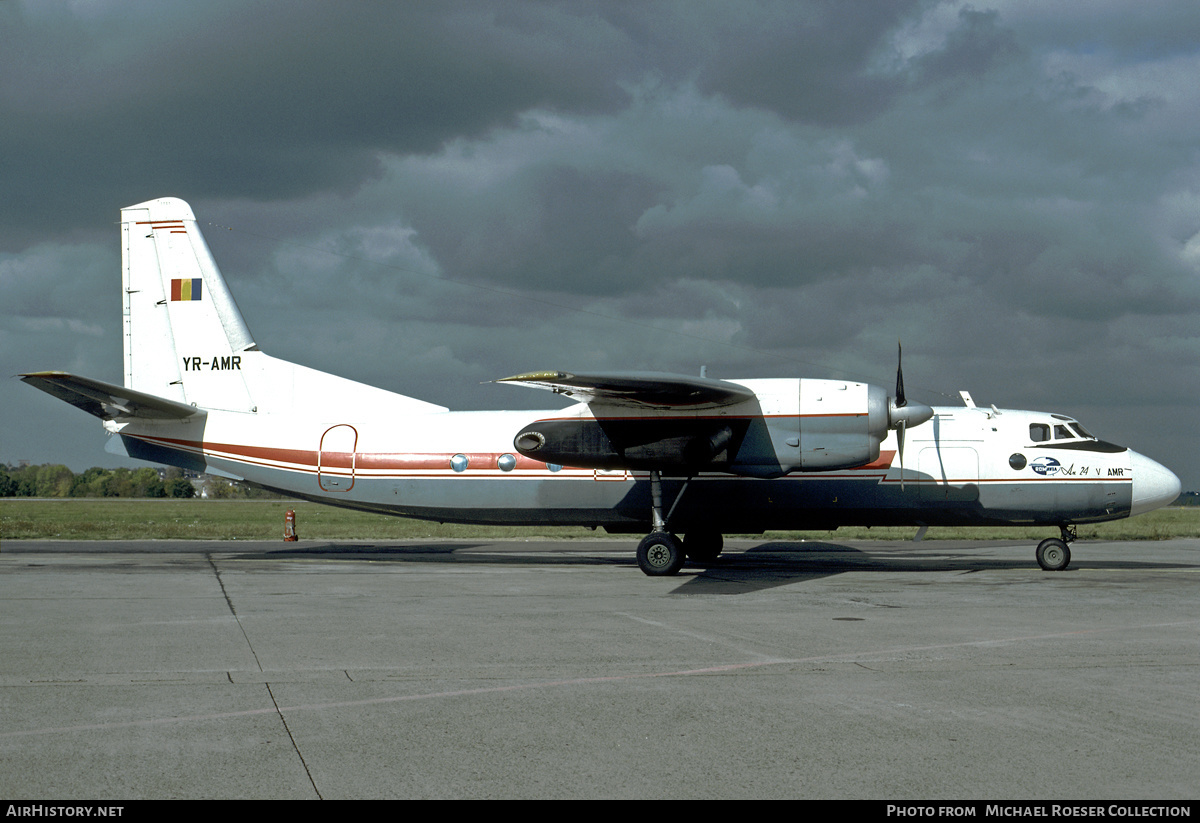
21, 197, 1182, 576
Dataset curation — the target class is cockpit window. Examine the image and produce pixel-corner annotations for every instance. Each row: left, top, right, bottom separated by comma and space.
1031, 419, 1097, 443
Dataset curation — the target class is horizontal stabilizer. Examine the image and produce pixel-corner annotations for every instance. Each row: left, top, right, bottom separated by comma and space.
20, 371, 204, 421
496, 370, 757, 409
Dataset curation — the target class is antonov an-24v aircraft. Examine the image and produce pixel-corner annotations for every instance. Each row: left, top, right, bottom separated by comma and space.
23, 197, 1182, 576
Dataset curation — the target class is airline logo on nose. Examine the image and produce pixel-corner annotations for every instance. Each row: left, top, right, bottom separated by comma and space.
1031, 457, 1062, 476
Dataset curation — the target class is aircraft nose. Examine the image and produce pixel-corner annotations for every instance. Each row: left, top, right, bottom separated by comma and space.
1129, 451, 1181, 516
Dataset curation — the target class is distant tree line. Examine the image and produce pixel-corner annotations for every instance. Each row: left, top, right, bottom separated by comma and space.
1, 463, 284, 499
1, 464, 196, 498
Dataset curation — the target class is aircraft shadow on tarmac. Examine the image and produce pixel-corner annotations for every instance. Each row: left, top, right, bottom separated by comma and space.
238, 541, 1200, 596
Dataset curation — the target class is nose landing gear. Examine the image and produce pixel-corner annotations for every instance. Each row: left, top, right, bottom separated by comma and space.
1036, 525, 1075, 571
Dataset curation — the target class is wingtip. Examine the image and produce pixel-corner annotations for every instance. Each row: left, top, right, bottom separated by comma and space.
495, 370, 571, 383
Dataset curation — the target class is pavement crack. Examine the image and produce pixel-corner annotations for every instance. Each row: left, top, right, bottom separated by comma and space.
206, 553, 263, 673
267, 681, 322, 799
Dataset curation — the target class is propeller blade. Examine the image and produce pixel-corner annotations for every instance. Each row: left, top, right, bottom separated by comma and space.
888, 341, 933, 487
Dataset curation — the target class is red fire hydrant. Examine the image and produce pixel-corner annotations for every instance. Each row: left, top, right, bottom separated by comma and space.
284, 509, 298, 542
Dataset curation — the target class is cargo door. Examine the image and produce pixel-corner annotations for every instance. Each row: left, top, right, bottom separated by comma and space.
318, 424, 357, 492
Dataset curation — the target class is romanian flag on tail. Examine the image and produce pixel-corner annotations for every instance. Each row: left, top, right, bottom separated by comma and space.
171, 278, 202, 301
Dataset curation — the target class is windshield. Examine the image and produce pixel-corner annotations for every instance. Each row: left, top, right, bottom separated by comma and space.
1030, 419, 1096, 443
1069, 422, 1094, 439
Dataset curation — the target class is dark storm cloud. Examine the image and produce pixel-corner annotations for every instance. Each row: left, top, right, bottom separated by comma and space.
913, 7, 1021, 81
0, 1, 634, 248
401, 164, 664, 296
692, 0, 918, 125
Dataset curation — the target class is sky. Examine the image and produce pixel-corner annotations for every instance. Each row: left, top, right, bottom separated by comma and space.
2, 0, 1198, 491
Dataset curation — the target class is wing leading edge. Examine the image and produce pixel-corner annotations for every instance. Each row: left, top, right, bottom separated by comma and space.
495, 370, 757, 410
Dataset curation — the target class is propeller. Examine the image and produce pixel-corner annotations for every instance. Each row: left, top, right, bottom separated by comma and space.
895, 342, 908, 484
888, 343, 934, 490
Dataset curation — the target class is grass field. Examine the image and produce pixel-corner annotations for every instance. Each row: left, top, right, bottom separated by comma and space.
2, 498, 1197, 542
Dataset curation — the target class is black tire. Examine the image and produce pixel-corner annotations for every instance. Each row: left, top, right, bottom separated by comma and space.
683, 531, 723, 563
637, 532, 685, 576
1036, 538, 1071, 571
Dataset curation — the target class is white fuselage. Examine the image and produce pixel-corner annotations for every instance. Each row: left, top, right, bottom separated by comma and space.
106, 382, 1178, 533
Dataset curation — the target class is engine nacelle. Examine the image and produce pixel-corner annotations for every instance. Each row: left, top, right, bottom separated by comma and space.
720, 380, 892, 477
512, 377, 931, 478
513, 418, 747, 472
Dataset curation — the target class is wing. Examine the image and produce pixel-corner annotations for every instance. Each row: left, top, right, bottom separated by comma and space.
495, 370, 757, 410
20, 371, 204, 421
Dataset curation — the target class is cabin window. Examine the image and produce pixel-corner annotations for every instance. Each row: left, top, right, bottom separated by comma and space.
450, 454, 468, 472
497, 454, 517, 472
1029, 423, 1050, 442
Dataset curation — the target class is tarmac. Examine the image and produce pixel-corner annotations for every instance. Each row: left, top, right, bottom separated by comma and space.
0, 537, 1197, 799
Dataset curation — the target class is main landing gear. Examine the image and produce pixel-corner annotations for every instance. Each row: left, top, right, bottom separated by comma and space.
637, 532, 685, 576
635, 471, 724, 576
1035, 525, 1075, 571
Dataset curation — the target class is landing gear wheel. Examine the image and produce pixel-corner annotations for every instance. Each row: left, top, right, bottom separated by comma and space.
637, 532, 685, 576
683, 531, 723, 563
1036, 538, 1071, 571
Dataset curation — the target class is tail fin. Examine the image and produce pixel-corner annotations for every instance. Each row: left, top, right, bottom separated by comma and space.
122, 197, 257, 412
119, 197, 447, 417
